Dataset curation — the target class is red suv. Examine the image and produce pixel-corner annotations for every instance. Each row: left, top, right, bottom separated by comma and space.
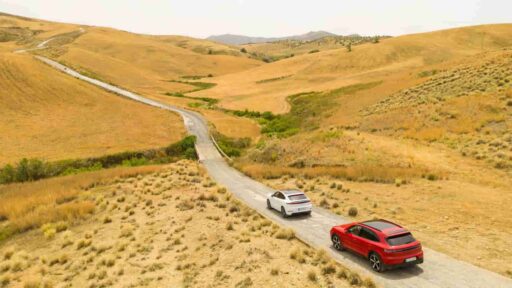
330, 219, 423, 272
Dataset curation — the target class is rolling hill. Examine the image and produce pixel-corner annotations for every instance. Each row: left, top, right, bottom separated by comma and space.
0, 13, 261, 166
0, 52, 186, 166
193, 24, 512, 113
207, 31, 336, 45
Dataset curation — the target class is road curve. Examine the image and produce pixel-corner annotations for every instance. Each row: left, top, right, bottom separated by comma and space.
34, 55, 512, 288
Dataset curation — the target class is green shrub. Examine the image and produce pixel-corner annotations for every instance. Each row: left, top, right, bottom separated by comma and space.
213, 132, 251, 158
0, 136, 197, 184
121, 157, 149, 167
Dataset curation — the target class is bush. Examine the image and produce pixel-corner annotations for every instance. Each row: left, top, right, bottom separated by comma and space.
307, 270, 317, 282
348, 272, 362, 285
309, 49, 319, 54
348, 207, 358, 217
213, 132, 251, 158
270, 267, 279, 275
275, 228, 295, 240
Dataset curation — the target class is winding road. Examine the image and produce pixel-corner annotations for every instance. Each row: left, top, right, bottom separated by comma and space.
30, 41, 512, 288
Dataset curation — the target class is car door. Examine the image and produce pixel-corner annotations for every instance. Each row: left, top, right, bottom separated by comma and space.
344, 225, 362, 253
353, 227, 380, 256
270, 191, 284, 209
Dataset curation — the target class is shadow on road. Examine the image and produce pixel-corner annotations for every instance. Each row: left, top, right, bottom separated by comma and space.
328, 246, 424, 280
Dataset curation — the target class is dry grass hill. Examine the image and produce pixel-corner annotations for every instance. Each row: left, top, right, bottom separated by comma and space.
240, 35, 384, 62
0, 14, 191, 167
0, 12, 261, 167
194, 24, 512, 113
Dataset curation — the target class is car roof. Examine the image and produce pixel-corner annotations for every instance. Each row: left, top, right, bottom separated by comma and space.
360, 220, 408, 236
279, 189, 304, 195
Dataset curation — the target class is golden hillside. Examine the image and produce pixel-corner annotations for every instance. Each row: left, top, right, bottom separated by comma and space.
193, 24, 512, 113
0, 13, 263, 166
53, 27, 262, 94
0, 52, 185, 165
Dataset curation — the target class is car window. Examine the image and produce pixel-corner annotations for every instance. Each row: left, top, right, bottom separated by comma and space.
275, 192, 285, 199
359, 227, 380, 242
288, 194, 307, 201
386, 233, 415, 246
348, 225, 361, 235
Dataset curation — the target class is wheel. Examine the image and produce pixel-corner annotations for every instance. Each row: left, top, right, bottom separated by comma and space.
369, 252, 385, 272
306, 210, 312, 216
331, 234, 345, 251
281, 207, 288, 218
267, 199, 272, 209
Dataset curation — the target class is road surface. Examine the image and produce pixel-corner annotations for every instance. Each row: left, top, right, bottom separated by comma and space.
33, 54, 512, 288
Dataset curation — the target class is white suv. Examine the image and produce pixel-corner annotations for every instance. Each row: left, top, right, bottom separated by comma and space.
266, 189, 312, 217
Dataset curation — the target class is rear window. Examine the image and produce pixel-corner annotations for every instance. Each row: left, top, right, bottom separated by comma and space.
288, 194, 307, 201
386, 233, 415, 246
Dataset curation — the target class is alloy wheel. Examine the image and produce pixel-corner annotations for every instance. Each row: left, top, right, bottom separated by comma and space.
332, 235, 342, 250
370, 254, 381, 272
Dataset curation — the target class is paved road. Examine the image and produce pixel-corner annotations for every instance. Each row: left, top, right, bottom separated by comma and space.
34, 54, 512, 288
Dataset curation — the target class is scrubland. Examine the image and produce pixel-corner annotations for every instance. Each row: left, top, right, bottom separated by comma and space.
0, 161, 376, 288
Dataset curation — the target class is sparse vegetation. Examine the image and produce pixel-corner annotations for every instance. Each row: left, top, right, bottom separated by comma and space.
0, 136, 197, 184
260, 82, 381, 137
0, 160, 371, 287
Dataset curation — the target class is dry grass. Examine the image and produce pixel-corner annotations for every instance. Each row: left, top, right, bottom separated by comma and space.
363, 50, 512, 170
194, 24, 512, 113
238, 163, 429, 183
0, 165, 163, 239
0, 160, 374, 288
0, 53, 185, 165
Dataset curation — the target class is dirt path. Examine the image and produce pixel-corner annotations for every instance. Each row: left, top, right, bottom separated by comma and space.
32, 47, 512, 288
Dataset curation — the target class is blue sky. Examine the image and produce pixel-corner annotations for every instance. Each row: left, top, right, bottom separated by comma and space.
0, 0, 510, 38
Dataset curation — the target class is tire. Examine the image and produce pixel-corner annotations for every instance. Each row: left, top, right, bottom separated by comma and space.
331, 234, 345, 251
281, 207, 288, 218
369, 252, 385, 273
267, 199, 272, 210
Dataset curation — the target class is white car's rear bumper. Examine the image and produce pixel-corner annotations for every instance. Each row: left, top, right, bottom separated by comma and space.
286, 204, 312, 214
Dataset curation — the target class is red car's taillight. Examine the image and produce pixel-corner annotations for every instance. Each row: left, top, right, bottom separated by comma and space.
384, 244, 421, 253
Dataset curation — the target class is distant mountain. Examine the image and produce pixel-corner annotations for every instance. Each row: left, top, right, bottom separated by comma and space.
206, 31, 337, 45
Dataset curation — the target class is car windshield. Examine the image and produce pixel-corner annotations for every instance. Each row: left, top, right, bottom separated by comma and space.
386, 233, 415, 246
288, 194, 307, 201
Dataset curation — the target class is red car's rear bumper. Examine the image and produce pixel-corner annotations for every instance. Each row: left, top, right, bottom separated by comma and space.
382, 251, 424, 269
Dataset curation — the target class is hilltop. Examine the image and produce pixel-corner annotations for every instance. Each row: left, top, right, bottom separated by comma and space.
207, 30, 336, 45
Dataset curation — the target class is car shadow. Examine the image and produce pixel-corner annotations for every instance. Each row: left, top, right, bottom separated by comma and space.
267, 208, 312, 220
328, 246, 425, 280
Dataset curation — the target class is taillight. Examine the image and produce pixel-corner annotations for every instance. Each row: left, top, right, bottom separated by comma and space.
287, 200, 310, 205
